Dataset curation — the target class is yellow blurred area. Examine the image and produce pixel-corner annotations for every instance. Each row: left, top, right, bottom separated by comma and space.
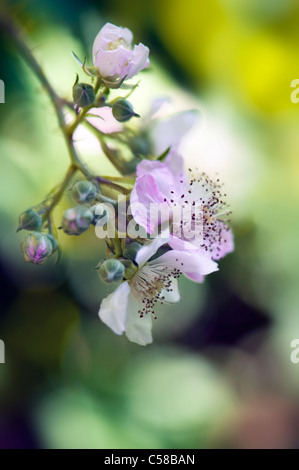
153, 0, 299, 114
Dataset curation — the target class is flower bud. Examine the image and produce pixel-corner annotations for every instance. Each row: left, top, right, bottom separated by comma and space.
71, 180, 98, 204
123, 241, 142, 261
73, 83, 95, 107
112, 99, 140, 122
61, 206, 93, 236
97, 259, 125, 283
21, 232, 54, 264
17, 209, 43, 232
90, 204, 109, 226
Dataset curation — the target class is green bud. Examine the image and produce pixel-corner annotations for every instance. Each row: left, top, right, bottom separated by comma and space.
71, 180, 98, 204
17, 209, 43, 232
21, 232, 54, 265
90, 204, 109, 226
112, 99, 140, 122
61, 205, 93, 236
130, 133, 151, 157
123, 241, 142, 261
47, 234, 59, 253
73, 82, 95, 107
97, 259, 125, 284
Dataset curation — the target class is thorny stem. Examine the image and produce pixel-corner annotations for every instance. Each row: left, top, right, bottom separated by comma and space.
0, 13, 129, 218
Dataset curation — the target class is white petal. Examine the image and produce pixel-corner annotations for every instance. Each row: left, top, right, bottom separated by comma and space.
92, 23, 133, 56
125, 295, 153, 345
149, 249, 218, 276
160, 278, 181, 303
126, 43, 150, 79
135, 230, 170, 267
142, 97, 171, 126
98, 281, 130, 335
184, 272, 205, 283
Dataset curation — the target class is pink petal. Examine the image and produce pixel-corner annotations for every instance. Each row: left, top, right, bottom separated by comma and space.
135, 230, 170, 267
130, 174, 167, 234
150, 250, 218, 276
126, 43, 150, 79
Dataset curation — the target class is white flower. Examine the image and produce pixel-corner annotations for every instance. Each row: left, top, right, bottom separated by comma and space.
98, 234, 218, 345
92, 23, 150, 81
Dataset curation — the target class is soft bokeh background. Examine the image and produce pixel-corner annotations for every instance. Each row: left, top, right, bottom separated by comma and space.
1, 0, 299, 449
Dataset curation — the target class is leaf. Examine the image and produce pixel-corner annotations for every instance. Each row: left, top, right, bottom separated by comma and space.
72, 51, 84, 67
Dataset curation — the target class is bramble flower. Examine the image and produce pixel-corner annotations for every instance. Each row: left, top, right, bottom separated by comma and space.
21, 232, 56, 265
130, 150, 234, 262
92, 22, 150, 82
14, 19, 234, 346
98, 234, 218, 345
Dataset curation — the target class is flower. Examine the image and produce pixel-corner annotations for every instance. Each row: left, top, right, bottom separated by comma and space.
98, 234, 218, 345
130, 150, 234, 262
92, 23, 150, 82
21, 232, 55, 265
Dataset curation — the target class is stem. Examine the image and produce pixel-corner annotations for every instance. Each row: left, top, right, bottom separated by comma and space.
0, 12, 133, 233
95, 177, 130, 195
67, 77, 104, 135
43, 165, 77, 218
0, 14, 93, 181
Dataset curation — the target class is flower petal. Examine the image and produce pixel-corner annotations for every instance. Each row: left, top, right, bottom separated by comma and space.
160, 278, 181, 303
92, 23, 133, 55
142, 97, 171, 126
130, 174, 167, 234
93, 47, 132, 79
136, 150, 185, 202
150, 110, 198, 155
211, 225, 234, 260
184, 272, 205, 283
98, 281, 130, 335
135, 230, 170, 267
125, 295, 153, 345
126, 43, 150, 79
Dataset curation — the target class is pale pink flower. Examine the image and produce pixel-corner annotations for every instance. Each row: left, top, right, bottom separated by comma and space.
130, 150, 234, 265
98, 233, 217, 345
92, 23, 150, 81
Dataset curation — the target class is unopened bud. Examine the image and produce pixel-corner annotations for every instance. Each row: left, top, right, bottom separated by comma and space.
21, 232, 54, 265
97, 259, 125, 283
90, 204, 109, 226
61, 206, 93, 236
112, 99, 140, 122
17, 209, 42, 232
71, 180, 98, 204
123, 241, 142, 261
73, 82, 95, 108
130, 133, 151, 157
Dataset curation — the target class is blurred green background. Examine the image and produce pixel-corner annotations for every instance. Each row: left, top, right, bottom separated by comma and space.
1, 0, 299, 449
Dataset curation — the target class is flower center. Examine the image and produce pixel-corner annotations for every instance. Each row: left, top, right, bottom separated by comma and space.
107, 38, 129, 50
170, 171, 231, 258
130, 264, 181, 318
